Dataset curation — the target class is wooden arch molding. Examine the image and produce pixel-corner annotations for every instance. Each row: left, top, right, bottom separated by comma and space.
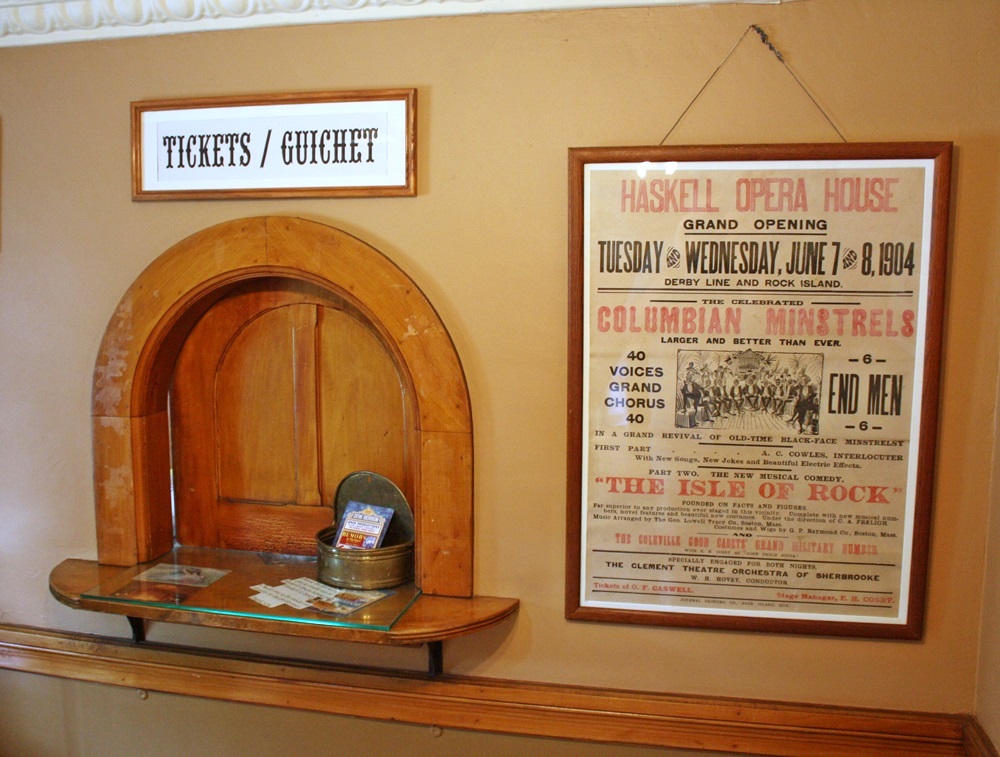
91, 216, 472, 598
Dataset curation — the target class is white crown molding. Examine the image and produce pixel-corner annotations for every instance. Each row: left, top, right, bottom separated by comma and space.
0, 0, 783, 48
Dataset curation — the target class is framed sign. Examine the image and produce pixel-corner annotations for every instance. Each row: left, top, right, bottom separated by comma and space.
566, 143, 951, 638
132, 89, 416, 200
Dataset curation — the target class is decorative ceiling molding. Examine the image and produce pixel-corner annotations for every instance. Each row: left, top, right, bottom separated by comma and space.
0, 0, 783, 48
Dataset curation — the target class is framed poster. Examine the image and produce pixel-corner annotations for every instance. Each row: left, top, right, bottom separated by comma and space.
132, 89, 415, 200
566, 143, 951, 638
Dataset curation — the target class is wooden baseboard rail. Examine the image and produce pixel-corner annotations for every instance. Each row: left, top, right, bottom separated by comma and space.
0, 622, 991, 756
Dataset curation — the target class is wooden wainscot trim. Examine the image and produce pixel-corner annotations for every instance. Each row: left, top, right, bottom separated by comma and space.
0, 623, 983, 756
964, 716, 1000, 757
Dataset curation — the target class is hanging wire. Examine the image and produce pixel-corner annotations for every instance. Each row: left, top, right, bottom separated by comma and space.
660, 24, 847, 145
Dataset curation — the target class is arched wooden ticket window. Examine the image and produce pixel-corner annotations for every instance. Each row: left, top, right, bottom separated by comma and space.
91, 217, 472, 598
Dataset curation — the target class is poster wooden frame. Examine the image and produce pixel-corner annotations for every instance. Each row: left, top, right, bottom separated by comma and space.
566, 142, 951, 638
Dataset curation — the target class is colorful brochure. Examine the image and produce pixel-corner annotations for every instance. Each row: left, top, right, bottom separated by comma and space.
333, 501, 394, 550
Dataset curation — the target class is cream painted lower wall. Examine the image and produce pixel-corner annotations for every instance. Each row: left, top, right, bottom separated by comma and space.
976, 228, 1000, 738
0, 0, 998, 748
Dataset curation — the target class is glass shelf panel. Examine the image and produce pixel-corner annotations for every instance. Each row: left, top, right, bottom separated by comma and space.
80, 546, 420, 632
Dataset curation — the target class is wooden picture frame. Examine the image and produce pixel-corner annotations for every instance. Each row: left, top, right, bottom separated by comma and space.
132, 89, 416, 200
566, 142, 951, 638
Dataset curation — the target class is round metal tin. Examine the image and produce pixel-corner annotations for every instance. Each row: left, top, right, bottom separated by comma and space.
316, 471, 415, 590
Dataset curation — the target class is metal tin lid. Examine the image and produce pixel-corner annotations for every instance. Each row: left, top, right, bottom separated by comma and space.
332, 471, 414, 546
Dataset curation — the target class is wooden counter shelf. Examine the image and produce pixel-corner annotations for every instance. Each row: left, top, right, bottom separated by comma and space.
50, 549, 518, 674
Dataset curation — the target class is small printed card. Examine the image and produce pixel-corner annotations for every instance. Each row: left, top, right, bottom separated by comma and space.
334, 501, 394, 550
110, 563, 230, 605
249, 577, 391, 616
132, 563, 230, 587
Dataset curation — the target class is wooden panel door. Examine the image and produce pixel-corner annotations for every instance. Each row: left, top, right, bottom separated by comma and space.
170, 278, 408, 555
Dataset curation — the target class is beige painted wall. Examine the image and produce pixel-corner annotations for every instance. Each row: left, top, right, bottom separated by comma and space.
1, 0, 999, 747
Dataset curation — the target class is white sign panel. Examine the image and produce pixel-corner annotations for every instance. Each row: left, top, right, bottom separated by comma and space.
132, 90, 415, 199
